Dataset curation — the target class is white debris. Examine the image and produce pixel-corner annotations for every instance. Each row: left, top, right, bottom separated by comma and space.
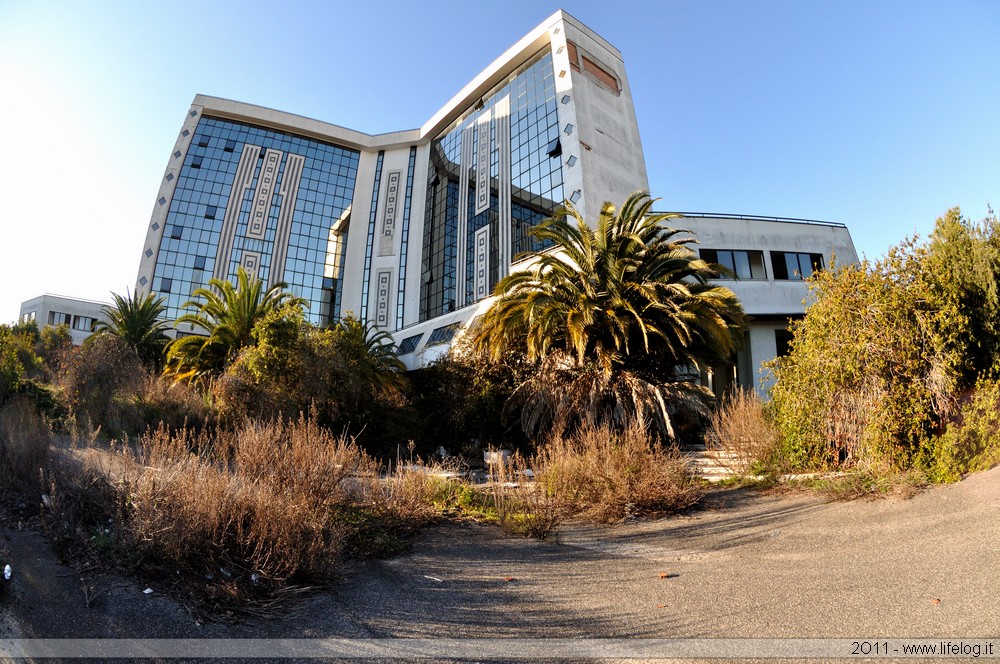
3, 565, 11, 580
143, 587, 153, 594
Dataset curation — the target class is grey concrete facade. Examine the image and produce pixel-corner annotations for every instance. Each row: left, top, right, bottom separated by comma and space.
18, 294, 109, 346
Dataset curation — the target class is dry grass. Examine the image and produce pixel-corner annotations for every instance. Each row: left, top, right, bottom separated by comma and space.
490, 453, 567, 539
707, 389, 781, 475
0, 398, 51, 494
37, 414, 439, 618
491, 422, 704, 535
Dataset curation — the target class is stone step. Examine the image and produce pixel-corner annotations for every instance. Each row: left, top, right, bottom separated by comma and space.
682, 447, 739, 482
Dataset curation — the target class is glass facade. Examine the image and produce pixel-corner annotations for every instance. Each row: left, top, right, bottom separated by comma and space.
420, 49, 564, 321
152, 116, 359, 325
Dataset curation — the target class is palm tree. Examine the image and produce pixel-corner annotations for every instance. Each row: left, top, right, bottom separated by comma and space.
475, 191, 746, 439
92, 290, 171, 368
165, 267, 306, 381
330, 315, 406, 387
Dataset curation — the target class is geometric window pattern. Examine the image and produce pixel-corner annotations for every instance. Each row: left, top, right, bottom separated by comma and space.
360, 151, 385, 324
396, 146, 418, 329
420, 49, 563, 321
378, 171, 401, 257
151, 116, 359, 325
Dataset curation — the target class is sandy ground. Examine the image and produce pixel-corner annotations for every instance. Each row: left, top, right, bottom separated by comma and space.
1, 467, 997, 662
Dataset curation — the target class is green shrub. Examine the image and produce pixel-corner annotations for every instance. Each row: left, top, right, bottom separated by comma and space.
215, 314, 414, 457
770, 208, 1000, 475
927, 380, 1000, 482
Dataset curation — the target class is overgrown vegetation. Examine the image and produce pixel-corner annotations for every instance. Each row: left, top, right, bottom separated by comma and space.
10, 197, 999, 618
474, 191, 745, 443
33, 415, 437, 617
769, 207, 1000, 481
707, 389, 781, 476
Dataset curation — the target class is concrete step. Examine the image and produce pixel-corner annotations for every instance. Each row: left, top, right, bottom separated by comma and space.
682, 447, 739, 482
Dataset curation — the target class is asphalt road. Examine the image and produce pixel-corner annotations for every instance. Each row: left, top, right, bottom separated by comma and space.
1, 466, 997, 662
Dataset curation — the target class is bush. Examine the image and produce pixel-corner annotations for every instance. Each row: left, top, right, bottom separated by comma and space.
927, 380, 1000, 482
707, 389, 781, 475
407, 344, 531, 457
35, 414, 438, 616
770, 208, 1000, 475
215, 316, 414, 458
770, 247, 961, 470
112, 374, 213, 437
59, 335, 143, 435
121, 417, 370, 600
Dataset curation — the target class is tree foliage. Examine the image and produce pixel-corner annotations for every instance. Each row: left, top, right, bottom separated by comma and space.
165, 268, 306, 381
93, 290, 171, 369
0, 321, 68, 416
474, 191, 746, 440
214, 313, 410, 455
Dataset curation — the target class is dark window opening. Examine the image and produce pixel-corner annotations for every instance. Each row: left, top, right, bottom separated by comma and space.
205, 205, 217, 220
775, 329, 794, 357
771, 251, 824, 280
701, 249, 766, 280
160, 278, 173, 293
398, 334, 422, 354
546, 138, 562, 158
224, 139, 236, 152
193, 256, 206, 270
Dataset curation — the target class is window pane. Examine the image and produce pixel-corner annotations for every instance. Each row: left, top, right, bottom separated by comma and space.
734, 251, 751, 279
718, 250, 735, 273
749, 251, 766, 279
785, 254, 800, 279
798, 253, 813, 279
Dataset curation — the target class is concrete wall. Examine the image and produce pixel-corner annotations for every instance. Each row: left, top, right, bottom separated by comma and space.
550, 15, 649, 221
675, 215, 859, 316
672, 214, 860, 396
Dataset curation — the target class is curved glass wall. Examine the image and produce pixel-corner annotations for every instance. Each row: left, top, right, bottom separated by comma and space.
152, 116, 359, 326
420, 49, 564, 321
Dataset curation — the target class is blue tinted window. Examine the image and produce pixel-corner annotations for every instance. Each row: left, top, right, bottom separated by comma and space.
420, 50, 563, 321
151, 116, 360, 325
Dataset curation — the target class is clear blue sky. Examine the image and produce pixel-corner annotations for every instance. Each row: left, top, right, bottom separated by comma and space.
1, 0, 997, 322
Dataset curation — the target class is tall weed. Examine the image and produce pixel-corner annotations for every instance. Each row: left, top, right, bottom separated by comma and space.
707, 389, 780, 475
492, 422, 703, 535
0, 399, 51, 494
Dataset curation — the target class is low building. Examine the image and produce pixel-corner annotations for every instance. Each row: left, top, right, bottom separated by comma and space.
18, 294, 109, 346
678, 213, 858, 394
